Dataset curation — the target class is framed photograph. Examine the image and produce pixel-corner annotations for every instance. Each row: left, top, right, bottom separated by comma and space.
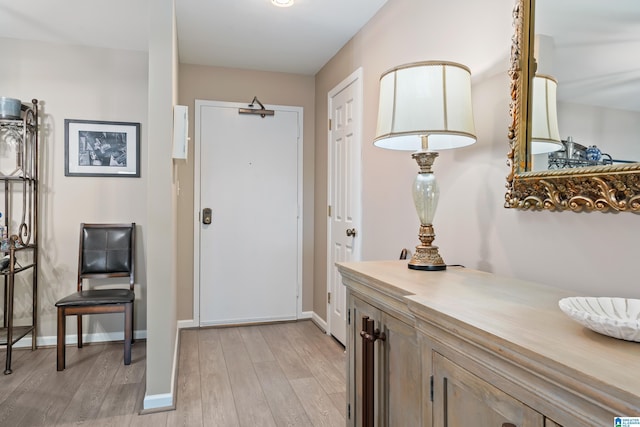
65, 119, 140, 177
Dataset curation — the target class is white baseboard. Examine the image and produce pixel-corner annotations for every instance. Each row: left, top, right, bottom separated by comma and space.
200, 314, 297, 327
10, 330, 147, 349
311, 312, 328, 333
142, 323, 180, 412
177, 319, 197, 329
176, 313, 315, 331
141, 392, 174, 412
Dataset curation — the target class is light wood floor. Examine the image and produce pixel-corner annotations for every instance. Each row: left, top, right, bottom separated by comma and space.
0, 320, 346, 426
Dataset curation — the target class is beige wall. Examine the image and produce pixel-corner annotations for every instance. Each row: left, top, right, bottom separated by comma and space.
176, 64, 316, 320
313, 0, 640, 319
0, 37, 149, 340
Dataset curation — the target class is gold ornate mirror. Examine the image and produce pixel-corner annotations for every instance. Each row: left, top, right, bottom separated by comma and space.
506, 0, 640, 212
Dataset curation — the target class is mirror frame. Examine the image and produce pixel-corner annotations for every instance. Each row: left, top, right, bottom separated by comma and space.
505, 0, 640, 212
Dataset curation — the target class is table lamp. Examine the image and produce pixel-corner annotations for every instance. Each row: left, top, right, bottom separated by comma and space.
374, 61, 476, 271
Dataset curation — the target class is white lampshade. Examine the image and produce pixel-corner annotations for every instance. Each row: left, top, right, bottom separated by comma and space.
530, 74, 562, 154
374, 61, 477, 151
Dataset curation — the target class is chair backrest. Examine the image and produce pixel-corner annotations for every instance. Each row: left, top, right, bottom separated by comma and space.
77, 223, 136, 291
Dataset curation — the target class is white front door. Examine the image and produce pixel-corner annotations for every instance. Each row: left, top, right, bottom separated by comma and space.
327, 69, 363, 345
195, 100, 302, 326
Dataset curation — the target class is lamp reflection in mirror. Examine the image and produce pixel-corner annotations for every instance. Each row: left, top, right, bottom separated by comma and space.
374, 61, 476, 271
530, 74, 563, 154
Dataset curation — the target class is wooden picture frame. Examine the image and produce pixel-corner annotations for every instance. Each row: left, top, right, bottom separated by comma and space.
65, 119, 140, 177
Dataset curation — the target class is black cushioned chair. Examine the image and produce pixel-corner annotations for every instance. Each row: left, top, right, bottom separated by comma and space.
55, 223, 136, 371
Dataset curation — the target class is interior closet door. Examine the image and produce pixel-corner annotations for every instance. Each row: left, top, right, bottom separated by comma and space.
327, 69, 362, 345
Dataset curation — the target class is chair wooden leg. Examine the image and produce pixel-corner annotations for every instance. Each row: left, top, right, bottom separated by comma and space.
77, 314, 83, 348
131, 301, 135, 345
57, 308, 66, 371
124, 302, 132, 365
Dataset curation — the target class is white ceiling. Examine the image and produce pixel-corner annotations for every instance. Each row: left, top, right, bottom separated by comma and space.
0, 0, 387, 76
176, 0, 387, 75
1, 0, 637, 110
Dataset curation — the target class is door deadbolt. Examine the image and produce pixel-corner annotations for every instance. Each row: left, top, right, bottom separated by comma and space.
202, 208, 212, 225
346, 228, 357, 237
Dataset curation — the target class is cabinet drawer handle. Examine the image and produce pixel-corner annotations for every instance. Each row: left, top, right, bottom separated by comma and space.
502, 423, 516, 427
360, 316, 384, 427
360, 330, 386, 342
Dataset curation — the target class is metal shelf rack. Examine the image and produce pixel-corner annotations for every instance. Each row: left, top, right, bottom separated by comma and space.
0, 98, 39, 375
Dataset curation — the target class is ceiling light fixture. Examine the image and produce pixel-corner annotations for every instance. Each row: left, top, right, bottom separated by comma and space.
272, 0, 294, 7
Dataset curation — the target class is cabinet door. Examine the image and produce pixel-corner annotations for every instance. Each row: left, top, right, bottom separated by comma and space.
432, 352, 543, 427
349, 296, 421, 426
380, 311, 422, 426
350, 297, 382, 426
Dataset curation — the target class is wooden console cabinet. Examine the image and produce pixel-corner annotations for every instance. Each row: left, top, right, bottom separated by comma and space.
338, 260, 640, 426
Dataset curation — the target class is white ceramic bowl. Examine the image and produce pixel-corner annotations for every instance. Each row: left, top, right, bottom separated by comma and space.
558, 297, 640, 342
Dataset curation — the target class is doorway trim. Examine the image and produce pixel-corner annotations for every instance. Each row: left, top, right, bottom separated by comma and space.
193, 99, 304, 326
326, 68, 364, 339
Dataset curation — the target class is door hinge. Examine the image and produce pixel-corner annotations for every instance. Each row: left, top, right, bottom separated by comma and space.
328, 205, 332, 217
328, 292, 331, 304
329, 118, 332, 131
347, 403, 351, 419
430, 375, 434, 402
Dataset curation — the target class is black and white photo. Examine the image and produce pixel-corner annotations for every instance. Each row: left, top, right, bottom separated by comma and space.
65, 119, 140, 177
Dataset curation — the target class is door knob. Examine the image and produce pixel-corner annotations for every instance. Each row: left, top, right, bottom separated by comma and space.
346, 228, 357, 237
